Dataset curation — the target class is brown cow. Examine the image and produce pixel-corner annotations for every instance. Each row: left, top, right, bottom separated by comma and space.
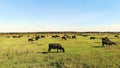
114, 35, 119, 38
72, 35, 76, 39
48, 43, 65, 53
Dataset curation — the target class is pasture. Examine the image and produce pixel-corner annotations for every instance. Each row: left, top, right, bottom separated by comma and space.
0, 32, 120, 68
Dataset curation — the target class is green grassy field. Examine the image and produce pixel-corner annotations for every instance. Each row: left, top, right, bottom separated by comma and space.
0, 33, 120, 68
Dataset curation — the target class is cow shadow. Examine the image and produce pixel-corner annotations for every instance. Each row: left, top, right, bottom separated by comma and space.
49, 51, 64, 53
94, 42, 101, 43
38, 52, 48, 54
38, 51, 64, 54
92, 46, 102, 48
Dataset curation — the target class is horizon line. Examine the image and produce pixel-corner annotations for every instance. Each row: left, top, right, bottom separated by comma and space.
0, 31, 120, 33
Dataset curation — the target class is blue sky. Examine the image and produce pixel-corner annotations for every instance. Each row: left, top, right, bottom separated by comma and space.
0, 0, 120, 32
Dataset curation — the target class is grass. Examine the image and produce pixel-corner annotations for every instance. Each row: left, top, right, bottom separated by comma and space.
0, 33, 120, 68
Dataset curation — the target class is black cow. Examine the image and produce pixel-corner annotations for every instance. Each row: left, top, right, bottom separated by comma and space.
62, 36, 67, 40
52, 35, 56, 38
12, 36, 17, 38
90, 37, 96, 40
48, 43, 65, 53
35, 36, 40, 41
52, 35, 60, 38
28, 38, 34, 43
102, 37, 115, 47
41, 35, 45, 38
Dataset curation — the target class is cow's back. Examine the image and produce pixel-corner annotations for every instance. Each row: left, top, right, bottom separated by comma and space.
48, 43, 65, 52
49, 43, 62, 49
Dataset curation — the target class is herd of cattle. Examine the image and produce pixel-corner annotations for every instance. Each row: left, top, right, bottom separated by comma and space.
5, 34, 119, 53
28, 35, 77, 42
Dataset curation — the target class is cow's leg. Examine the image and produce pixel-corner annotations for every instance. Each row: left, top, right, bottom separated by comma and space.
112, 42, 115, 45
60, 49, 62, 52
102, 43, 104, 47
48, 48, 51, 52
110, 43, 113, 47
57, 48, 58, 53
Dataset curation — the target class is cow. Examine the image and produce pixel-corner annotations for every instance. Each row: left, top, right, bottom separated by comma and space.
102, 37, 115, 47
64, 35, 71, 39
62, 36, 67, 40
52, 35, 56, 38
55, 35, 60, 37
35, 36, 40, 41
90, 37, 95, 40
48, 43, 65, 53
72, 35, 76, 39
66, 36, 71, 39
12, 36, 17, 38
6, 36, 11, 38
82, 34, 88, 37
114, 35, 119, 38
12, 36, 21, 38
52, 35, 60, 38
28, 38, 34, 43
41, 35, 45, 38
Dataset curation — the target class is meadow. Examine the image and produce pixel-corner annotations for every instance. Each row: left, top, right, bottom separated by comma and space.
0, 32, 120, 68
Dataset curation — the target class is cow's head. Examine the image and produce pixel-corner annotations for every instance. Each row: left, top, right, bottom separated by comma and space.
61, 48, 65, 53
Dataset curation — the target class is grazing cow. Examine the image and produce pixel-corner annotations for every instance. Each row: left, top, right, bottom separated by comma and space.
52, 35, 60, 38
12, 36, 21, 38
48, 43, 65, 52
62, 36, 67, 40
52, 35, 56, 38
6, 36, 11, 38
72, 35, 76, 39
102, 37, 115, 47
28, 38, 34, 43
82, 34, 88, 37
12, 36, 18, 38
90, 37, 96, 40
41, 35, 45, 38
55, 35, 60, 37
64, 35, 71, 39
66, 36, 71, 39
35, 36, 40, 41
114, 35, 119, 38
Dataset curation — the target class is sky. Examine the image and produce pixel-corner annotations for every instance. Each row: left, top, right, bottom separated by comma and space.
0, 0, 120, 32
